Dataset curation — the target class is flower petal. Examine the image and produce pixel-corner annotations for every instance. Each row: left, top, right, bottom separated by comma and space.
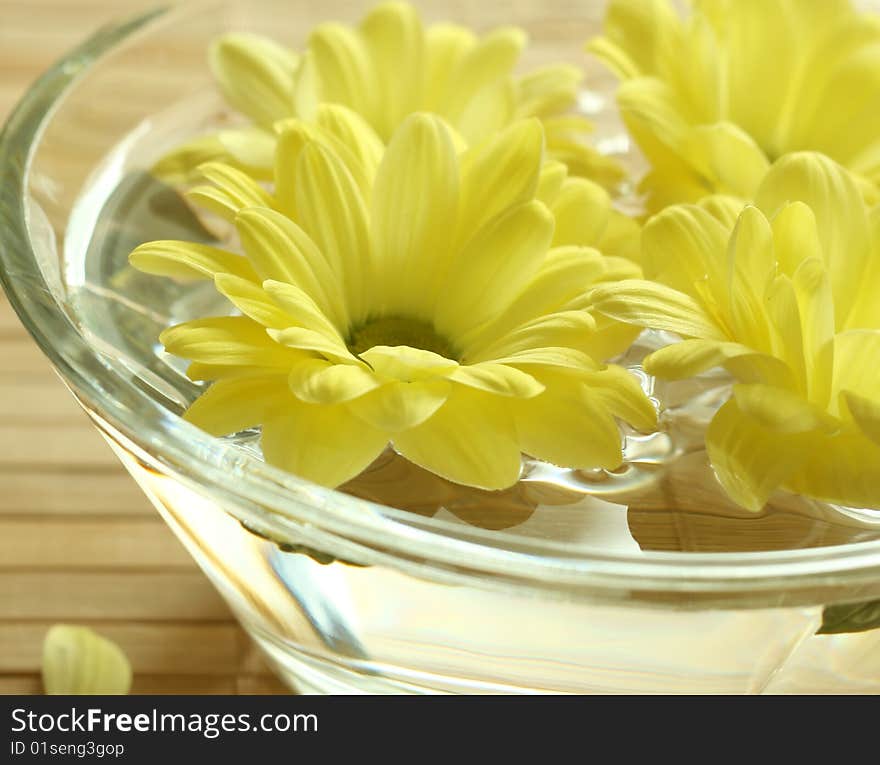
733, 383, 836, 434
447, 363, 544, 398
550, 177, 613, 247
437, 200, 554, 338
358, 345, 457, 381
644, 338, 754, 379
589, 279, 726, 340
235, 207, 346, 328
706, 398, 810, 512
785, 430, 880, 510
161, 317, 302, 368
756, 152, 872, 328
185, 374, 290, 435
262, 279, 347, 342
261, 402, 388, 487
348, 379, 452, 432
392, 386, 522, 490
581, 364, 657, 432
214, 274, 291, 329
842, 391, 880, 446
308, 23, 373, 117
210, 33, 297, 128
269, 326, 357, 365
295, 141, 371, 320
187, 162, 274, 221
371, 113, 459, 315
42, 625, 131, 695
457, 118, 544, 239
792, 257, 835, 408
129, 241, 257, 282
513, 371, 624, 470
288, 357, 381, 404
358, 1, 426, 138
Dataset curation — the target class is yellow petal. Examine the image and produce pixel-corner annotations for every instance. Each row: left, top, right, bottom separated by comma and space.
262, 279, 347, 342
371, 114, 459, 315
214, 274, 291, 329
447, 363, 544, 398
733, 383, 836, 434
359, 345, 458, 381
151, 134, 230, 185
842, 390, 880, 446
235, 207, 346, 328
785, 430, 880, 510
269, 326, 357, 365
314, 103, 384, 183
849, 204, 880, 328
274, 120, 320, 217
288, 357, 381, 404
756, 152, 872, 328
641, 203, 729, 304
186, 162, 274, 221
161, 317, 302, 368
458, 118, 543, 241
185, 374, 290, 435
261, 402, 388, 487
513, 371, 624, 470
437, 200, 554, 338
725, 205, 774, 350
588, 0, 681, 78
43, 625, 132, 695
308, 23, 373, 117
792, 257, 835, 408
684, 122, 769, 200
644, 338, 754, 379
832, 330, 880, 401
295, 141, 371, 319
460, 246, 610, 354
516, 63, 581, 118
589, 279, 725, 340
444, 26, 525, 122
424, 23, 476, 112
581, 364, 658, 432
348, 379, 452, 432
550, 177, 612, 247
210, 33, 297, 128
769, 201, 822, 277
217, 126, 276, 175
358, 1, 426, 138
392, 386, 522, 490
471, 312, 598, 361
456, 80, 516, 146
129, 241, 257, 282
706, 398, 810, 512
486, 346, 600, 373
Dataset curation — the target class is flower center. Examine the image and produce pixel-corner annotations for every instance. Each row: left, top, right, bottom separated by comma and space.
347, 316, 458, 360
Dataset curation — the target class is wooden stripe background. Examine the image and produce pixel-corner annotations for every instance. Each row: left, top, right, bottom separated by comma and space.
0, 0, 288, 695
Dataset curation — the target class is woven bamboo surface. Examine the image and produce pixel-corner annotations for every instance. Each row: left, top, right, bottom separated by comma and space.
0, 0, 288, 695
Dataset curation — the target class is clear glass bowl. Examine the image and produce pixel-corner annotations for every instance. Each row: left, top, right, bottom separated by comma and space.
2, 0, 880, 694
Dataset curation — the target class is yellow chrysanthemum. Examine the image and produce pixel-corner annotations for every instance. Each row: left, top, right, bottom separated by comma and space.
156, 1, 622, 190
588, 0, 880, 212
591, 152, 880, 512
132, 111, 656, 490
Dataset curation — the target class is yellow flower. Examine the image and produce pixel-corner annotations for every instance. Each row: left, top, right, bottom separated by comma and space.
590, 152, 880, 511
157, 1, 622, 190
133, 112, 655, 490
588, 0, 880, 212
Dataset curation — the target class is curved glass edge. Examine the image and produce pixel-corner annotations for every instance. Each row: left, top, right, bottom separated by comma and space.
1, 4, 880, 606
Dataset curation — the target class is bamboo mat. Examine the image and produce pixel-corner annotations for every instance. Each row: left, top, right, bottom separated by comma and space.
0, 0, 288, 695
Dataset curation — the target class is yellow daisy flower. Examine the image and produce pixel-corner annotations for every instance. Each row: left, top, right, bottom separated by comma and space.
590, 152, 880, 512
588, 0, 880, 212
156, 1, 622, 190
132, 112, 656, 490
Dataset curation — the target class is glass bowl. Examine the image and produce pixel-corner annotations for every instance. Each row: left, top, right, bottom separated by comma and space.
2, 0, 880, 694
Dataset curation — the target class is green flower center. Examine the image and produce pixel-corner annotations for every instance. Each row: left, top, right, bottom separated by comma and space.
347, 315, 458, 360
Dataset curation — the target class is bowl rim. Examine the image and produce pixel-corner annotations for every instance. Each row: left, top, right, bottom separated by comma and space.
3, 3, 880, 607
